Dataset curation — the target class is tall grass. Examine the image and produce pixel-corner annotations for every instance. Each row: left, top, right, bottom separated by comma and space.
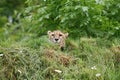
0, 34, 120, 80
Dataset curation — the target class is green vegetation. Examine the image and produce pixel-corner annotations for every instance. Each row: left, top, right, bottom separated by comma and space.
0, 35, 120, 80
0, 0, 120, 80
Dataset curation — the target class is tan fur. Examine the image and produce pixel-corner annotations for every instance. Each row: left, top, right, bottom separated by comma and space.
47, 30, 68, 50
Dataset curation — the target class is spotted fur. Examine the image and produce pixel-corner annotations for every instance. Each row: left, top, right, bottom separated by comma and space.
47, 30, 68, 51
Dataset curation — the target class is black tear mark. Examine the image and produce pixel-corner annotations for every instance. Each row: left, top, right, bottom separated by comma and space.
61, 47, 64, 51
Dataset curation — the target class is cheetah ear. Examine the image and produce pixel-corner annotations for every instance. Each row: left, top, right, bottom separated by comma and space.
47, 30, 51, 35
65, 33, 69, 37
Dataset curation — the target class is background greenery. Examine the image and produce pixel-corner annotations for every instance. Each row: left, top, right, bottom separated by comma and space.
0, 0, 120, 80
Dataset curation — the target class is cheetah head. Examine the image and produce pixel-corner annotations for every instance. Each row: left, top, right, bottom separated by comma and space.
47, 30, 68, 43
47, 30, 68, 51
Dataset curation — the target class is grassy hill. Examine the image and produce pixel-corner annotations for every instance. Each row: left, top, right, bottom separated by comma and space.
0, 32, 120, 80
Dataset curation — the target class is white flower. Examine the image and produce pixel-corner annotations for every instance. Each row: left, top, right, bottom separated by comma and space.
54, 70, 62, 73
91, 66, 97, 70
18, 70, 22, 74
96, 73, 101, 77
0, 54, 3, 57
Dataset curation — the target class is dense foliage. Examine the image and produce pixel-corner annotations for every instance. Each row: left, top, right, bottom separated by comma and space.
0, 0, 25, 26
0, 0, 120, 38
21, 0, 120, 37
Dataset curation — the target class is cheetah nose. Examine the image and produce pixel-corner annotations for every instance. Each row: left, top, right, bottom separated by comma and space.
55, 39, 59, 41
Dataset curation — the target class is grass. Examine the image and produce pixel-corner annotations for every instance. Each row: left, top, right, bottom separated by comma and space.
0, 32, 120, 80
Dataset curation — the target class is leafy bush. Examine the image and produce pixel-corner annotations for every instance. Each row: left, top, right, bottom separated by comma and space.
17, 0, 120, 38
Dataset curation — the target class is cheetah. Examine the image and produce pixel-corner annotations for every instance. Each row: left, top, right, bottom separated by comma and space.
47, 30, 69, 51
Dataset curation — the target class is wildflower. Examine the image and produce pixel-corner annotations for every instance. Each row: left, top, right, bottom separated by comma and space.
91, 66, 97, 70
18, 70, 22, 74
0, 54, 3, 57
54, 69, 62, 73
96, 73, 101, 77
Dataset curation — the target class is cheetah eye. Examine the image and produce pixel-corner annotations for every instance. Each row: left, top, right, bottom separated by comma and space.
59, 34, 62, 36
51, 34, 54, 36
